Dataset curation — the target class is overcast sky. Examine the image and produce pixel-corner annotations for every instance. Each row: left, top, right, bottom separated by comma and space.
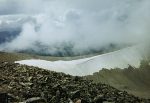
0, 0, 150, 55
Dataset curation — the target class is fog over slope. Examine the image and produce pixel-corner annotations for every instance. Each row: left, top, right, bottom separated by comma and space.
0, 0, 150, 56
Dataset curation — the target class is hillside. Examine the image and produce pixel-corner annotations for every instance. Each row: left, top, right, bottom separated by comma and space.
85, 61, 150, 99
0, 51, 97, 62
0, 62, 149, 103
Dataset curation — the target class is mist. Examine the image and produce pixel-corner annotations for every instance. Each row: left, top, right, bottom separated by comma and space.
0, 0, 150, 56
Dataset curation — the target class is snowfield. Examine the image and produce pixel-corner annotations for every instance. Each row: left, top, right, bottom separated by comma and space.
16, 46, 147, 76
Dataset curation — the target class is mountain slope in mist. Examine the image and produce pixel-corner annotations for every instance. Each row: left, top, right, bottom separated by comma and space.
86, 60, 150, 98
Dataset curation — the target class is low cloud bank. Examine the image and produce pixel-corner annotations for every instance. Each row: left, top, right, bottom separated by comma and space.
0, 0, 150, 56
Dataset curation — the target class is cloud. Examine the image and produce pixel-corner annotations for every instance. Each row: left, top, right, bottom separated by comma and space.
0, 0, 45, 15
0, 0, 150, 56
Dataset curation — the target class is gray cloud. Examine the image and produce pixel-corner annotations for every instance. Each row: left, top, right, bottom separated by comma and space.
0, 0, 45, 15
0, 0, 150, 56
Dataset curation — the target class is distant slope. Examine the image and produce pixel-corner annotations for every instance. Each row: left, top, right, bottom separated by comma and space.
0, 51, 64, 62
0, 30, 20, 44
0, 51, 96, 62
85, 61, 150, 98
0, 51, 32, 62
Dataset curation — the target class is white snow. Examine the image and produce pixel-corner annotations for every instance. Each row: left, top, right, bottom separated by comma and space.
15, 46, 146, 76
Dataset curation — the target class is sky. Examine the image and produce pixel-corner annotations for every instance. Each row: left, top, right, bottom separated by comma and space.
0, 0, 150, 56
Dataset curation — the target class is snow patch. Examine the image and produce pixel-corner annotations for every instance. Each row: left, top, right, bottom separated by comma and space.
16, 46, 145, 76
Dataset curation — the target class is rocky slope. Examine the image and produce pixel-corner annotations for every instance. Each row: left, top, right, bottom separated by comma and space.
0, 62, 150, 103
